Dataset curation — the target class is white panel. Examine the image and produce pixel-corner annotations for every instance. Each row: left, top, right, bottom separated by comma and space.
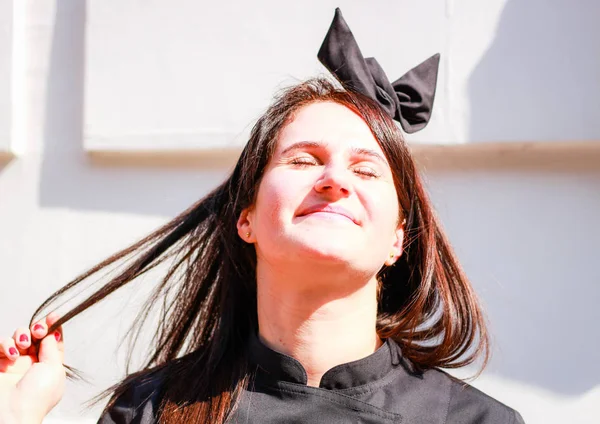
84, 0, 448, 153
0, 0, 11, 157
84, 0, 600, 155
446, 0, 600, 144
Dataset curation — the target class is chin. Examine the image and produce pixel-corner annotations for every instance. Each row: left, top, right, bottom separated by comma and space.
290, 236, 359, 264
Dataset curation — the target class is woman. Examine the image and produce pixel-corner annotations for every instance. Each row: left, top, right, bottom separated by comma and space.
0, 10, 524, 424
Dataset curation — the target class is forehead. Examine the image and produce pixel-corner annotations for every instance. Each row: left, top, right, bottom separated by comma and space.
276, 101, 383, 153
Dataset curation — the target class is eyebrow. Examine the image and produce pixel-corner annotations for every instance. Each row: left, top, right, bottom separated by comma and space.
280, 141, 387, 164
349, 147, 387, 165
280, 141, 322, 156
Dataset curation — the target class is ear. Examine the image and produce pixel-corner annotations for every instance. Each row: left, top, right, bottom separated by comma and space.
236, 207, 256, 243
384, 224, 405, 266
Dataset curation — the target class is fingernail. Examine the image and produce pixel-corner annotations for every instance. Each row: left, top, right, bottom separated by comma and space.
8, 347, 18, 356
19, 334, 28, 343
33, 324, 43, 332
54, 332, 61, 342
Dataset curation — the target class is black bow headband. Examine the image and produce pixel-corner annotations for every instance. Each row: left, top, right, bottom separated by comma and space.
318, 8, 440, 134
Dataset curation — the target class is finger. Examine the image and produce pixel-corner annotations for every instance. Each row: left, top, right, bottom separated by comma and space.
38, 332, 64, 366
13, 327, 31, 353
50, 329, 64, 359
45, 312, 64, 355
30, 319, 48, 340
45, 311, 61, 329
0, 337, 20, 361
0, 353, 34, 373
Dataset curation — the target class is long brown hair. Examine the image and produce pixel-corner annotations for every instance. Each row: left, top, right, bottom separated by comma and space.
33, 78, 488, 423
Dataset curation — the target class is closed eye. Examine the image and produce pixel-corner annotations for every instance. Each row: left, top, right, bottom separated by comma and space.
353, 166, 380, 178
290, 157, 320, 167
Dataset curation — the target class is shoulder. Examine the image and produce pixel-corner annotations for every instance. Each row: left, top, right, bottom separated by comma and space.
427, 369, 525, 424
97, 368, 167, 424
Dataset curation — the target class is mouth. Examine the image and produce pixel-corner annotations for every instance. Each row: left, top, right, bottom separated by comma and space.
297, 204, 359, 225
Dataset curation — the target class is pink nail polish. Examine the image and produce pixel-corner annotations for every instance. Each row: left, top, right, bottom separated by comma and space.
33, 324, 43, 332
54, 332, 61, 342
8, 347, 18, 356
19, 334, 28, 343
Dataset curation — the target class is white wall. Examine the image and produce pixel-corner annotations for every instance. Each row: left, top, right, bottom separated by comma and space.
0, 1, 599, 423
0, 0, 11, 157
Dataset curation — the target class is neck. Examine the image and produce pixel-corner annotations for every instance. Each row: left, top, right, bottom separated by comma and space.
256, 261, 382, 387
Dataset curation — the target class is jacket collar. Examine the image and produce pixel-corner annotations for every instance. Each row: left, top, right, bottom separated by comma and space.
248, 332, 403, 390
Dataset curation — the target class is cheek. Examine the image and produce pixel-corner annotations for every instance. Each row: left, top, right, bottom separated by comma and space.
362, 185, 400, 235
253, 172, 303, 231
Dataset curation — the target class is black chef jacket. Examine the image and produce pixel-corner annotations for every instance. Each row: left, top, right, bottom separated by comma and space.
99, 334, 525, 423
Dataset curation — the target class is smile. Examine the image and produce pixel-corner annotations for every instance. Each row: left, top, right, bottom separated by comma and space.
297, 204, 359, 225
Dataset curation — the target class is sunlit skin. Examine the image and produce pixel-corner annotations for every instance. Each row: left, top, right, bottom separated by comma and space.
237, 101, 405, 386
0, 313, 65, 424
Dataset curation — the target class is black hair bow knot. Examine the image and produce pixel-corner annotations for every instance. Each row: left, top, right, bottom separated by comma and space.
318, 8, 440, 134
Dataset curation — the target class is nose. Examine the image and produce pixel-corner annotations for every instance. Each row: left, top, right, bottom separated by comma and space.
314, 164, 351, 197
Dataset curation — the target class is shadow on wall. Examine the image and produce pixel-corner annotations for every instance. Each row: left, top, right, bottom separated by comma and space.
38, 0, 233, 218
468, 0, 600, 142
461, 0, 600, 395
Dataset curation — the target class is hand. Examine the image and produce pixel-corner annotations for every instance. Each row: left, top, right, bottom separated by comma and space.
0, 313, 66, 424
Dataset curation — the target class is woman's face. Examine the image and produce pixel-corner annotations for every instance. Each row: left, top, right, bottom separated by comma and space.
239, 101, 404, 277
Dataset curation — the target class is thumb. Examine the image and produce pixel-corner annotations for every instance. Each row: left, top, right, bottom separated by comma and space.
13, 333, 66, 421
37, 333, 63, 366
